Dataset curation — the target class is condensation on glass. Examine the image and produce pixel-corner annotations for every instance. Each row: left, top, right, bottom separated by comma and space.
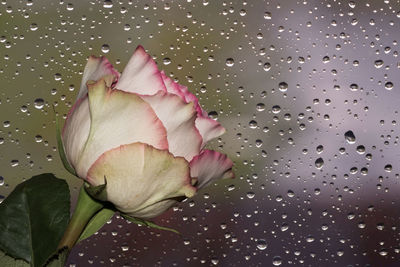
0, 0, 399, 266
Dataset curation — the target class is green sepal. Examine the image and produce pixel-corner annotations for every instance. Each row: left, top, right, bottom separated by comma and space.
0, 173, 70, 267
77, 207, 115, 243
53, 106, 77, 176
84, 178, 107, 201
42, 247, 68, 267
122, 214, 180, 235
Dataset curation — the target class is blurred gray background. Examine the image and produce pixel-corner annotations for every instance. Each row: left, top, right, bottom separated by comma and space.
1, 0, 400, 266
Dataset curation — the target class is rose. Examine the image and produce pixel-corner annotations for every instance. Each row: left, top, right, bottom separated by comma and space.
62, 46, 234, 219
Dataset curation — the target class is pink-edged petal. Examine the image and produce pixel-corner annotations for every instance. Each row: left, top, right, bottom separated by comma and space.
115, 45, 166, 95
77, 56, 119, 100
140, 91, 202, 161
190, 150, 234, 189
62, 96, 91, 170
195, 116, 226, 148
160, 72, 205, 116
161, 71, 185, 99
87, 142, 196, 218
75, 77, 168, 178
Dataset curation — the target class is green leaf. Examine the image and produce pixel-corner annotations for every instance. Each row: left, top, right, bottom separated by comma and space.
54, 106, 77, 176
0, 173, 70, 267
42, 247, 68, 267
122, 214, 180, 235
84, 179, 107, 201
0, 250, 29, 267
77, 208, 115, 243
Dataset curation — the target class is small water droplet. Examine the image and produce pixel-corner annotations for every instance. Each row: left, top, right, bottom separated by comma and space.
101, 44, 110, 53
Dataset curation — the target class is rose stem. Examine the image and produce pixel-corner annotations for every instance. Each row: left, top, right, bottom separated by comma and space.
57, 185, 103, 251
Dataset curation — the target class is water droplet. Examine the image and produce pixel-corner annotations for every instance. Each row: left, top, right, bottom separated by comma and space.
256, 103, 265, 111
264, 12, 272, 20
66, 3, 74, 11
384, 164, 392, 172
30, 23, 38, 31
34, 98, 44, 109
356, 145, 365, 154
162, 58, 171, 65
272, 256, 282, 266
249, 120, 258, 129
225, 58, 234, 67
374, 60, 384, 68
256, 239, 267, 250
278, 82, 288, 92
35, 135, 43, 143
10, 160, 19, 167
101, 44, 110, 53
263, 62, 271, 71
344, 130, 356, 144
246, 192, 255, 199
385, 82, 393, 90
103, 0, 113, 8
349, 83, 359, 91
306, 236, 315, 242
271, 105, 281, 114
54, 73, 62, 81
208, 111, 218, 120
315, 158, 324, 169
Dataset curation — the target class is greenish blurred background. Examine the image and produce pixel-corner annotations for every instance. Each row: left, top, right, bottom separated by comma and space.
1, 0, 400, 266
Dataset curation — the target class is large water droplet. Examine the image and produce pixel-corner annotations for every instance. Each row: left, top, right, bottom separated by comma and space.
256, 239, 267, 250
34, 98, 44, 109
344, 130, 356, 144
225, 58, 234, 67
101, 44, 110, 53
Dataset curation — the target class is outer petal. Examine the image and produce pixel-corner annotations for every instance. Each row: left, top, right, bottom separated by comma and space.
195, 117, 226, 148
190, 150, 234, 189
77, 56, 119, 100
87, 142, 196, 218
115, 45, 166, 95
75, 77, 168, 178
62, 96, 91, 170
140, 91, 202, 161
127, 199, 177, 219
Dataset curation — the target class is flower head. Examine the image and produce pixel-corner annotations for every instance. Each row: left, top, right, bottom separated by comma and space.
62, 46, 234, 219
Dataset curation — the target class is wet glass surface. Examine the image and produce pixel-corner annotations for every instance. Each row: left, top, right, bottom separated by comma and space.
1, 0, 400, 266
